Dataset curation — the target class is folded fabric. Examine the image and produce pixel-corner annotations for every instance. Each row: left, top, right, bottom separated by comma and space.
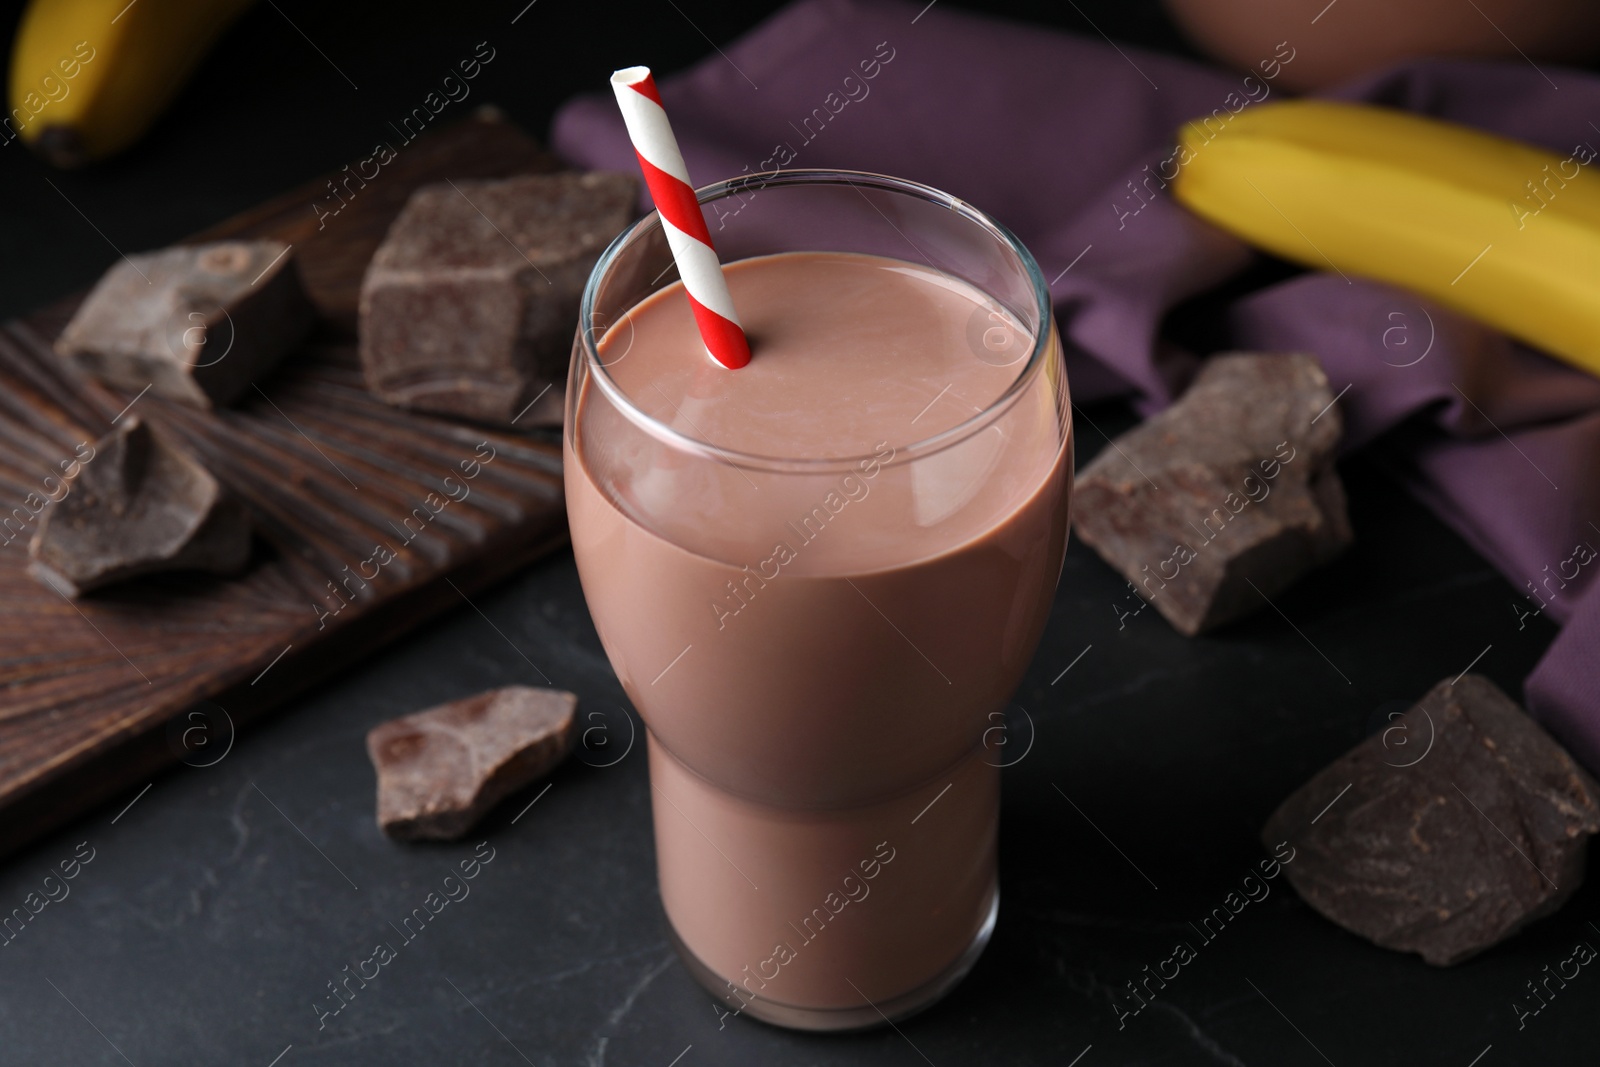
553, 0, 1600, 767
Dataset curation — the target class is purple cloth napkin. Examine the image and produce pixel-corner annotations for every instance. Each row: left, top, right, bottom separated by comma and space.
553, 0, 1600, 766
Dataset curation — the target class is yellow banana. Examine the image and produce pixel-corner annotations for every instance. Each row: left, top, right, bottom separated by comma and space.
7, 0, 253, 167
1171, 100, 1600, 379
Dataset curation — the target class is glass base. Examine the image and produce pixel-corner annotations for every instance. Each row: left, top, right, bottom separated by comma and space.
667, 881, 999, 1033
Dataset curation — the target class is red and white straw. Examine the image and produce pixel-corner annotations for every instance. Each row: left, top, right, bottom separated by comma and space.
610, 66, 751, 370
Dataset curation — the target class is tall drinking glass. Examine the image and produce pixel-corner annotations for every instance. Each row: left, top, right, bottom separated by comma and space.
565, 170, 1072, 1031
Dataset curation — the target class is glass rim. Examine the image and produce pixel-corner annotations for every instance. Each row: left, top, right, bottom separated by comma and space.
575, 168, 1056, 474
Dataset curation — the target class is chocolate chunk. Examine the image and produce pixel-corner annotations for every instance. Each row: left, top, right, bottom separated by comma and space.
56, 240, 314, 408
1073, 352, 1351, 635
368, 685, 577, 841
358, 171, 636, 426
1264, 675, 1600, 966
28, 418, 252, 596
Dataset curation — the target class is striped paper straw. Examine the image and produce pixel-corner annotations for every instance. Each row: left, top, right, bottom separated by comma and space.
610, 66, 751, 370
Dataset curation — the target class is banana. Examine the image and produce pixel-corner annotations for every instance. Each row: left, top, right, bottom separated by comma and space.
1171, 100, 1600, 379
7, 0, 253, 167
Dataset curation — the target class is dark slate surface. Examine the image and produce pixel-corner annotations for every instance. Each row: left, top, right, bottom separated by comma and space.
0, 2, 1595, 1064
0, 419, 1588, 1066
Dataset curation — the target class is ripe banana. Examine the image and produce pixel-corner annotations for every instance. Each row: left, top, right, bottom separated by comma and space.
7, 0, 253, 167
1171, 100, 1600, 379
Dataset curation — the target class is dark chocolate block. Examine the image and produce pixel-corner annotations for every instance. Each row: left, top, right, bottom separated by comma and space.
55, 241, 313, 408
28, 418, 252, 597
368, 685, 577, 841
358, 171, 636, 427
1264, 675, 1600, 965
1073, 352, 1351, 635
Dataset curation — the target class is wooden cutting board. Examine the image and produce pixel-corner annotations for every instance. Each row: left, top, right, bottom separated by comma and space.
0, 112, 576, 859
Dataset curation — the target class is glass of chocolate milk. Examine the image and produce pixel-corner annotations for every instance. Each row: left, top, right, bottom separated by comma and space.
565, 171, 1072, 1031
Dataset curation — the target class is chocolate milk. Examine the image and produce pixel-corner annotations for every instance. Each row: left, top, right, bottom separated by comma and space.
567, 252, 1071, 1016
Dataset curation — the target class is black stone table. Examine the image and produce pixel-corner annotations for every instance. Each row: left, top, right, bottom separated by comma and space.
0, 2, 1594, 1064
0, 422, 1587, 1066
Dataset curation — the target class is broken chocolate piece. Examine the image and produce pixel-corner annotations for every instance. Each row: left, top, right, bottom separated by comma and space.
55, 240, 314, 408
1264, 675, 1600, 966
28, 418, 252, 596
1073, 352, 1351, 635
368, 685, 577, 841
358, 171, 636, 426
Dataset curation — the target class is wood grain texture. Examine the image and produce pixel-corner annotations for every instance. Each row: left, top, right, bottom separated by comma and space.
0, 113, 577, 859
